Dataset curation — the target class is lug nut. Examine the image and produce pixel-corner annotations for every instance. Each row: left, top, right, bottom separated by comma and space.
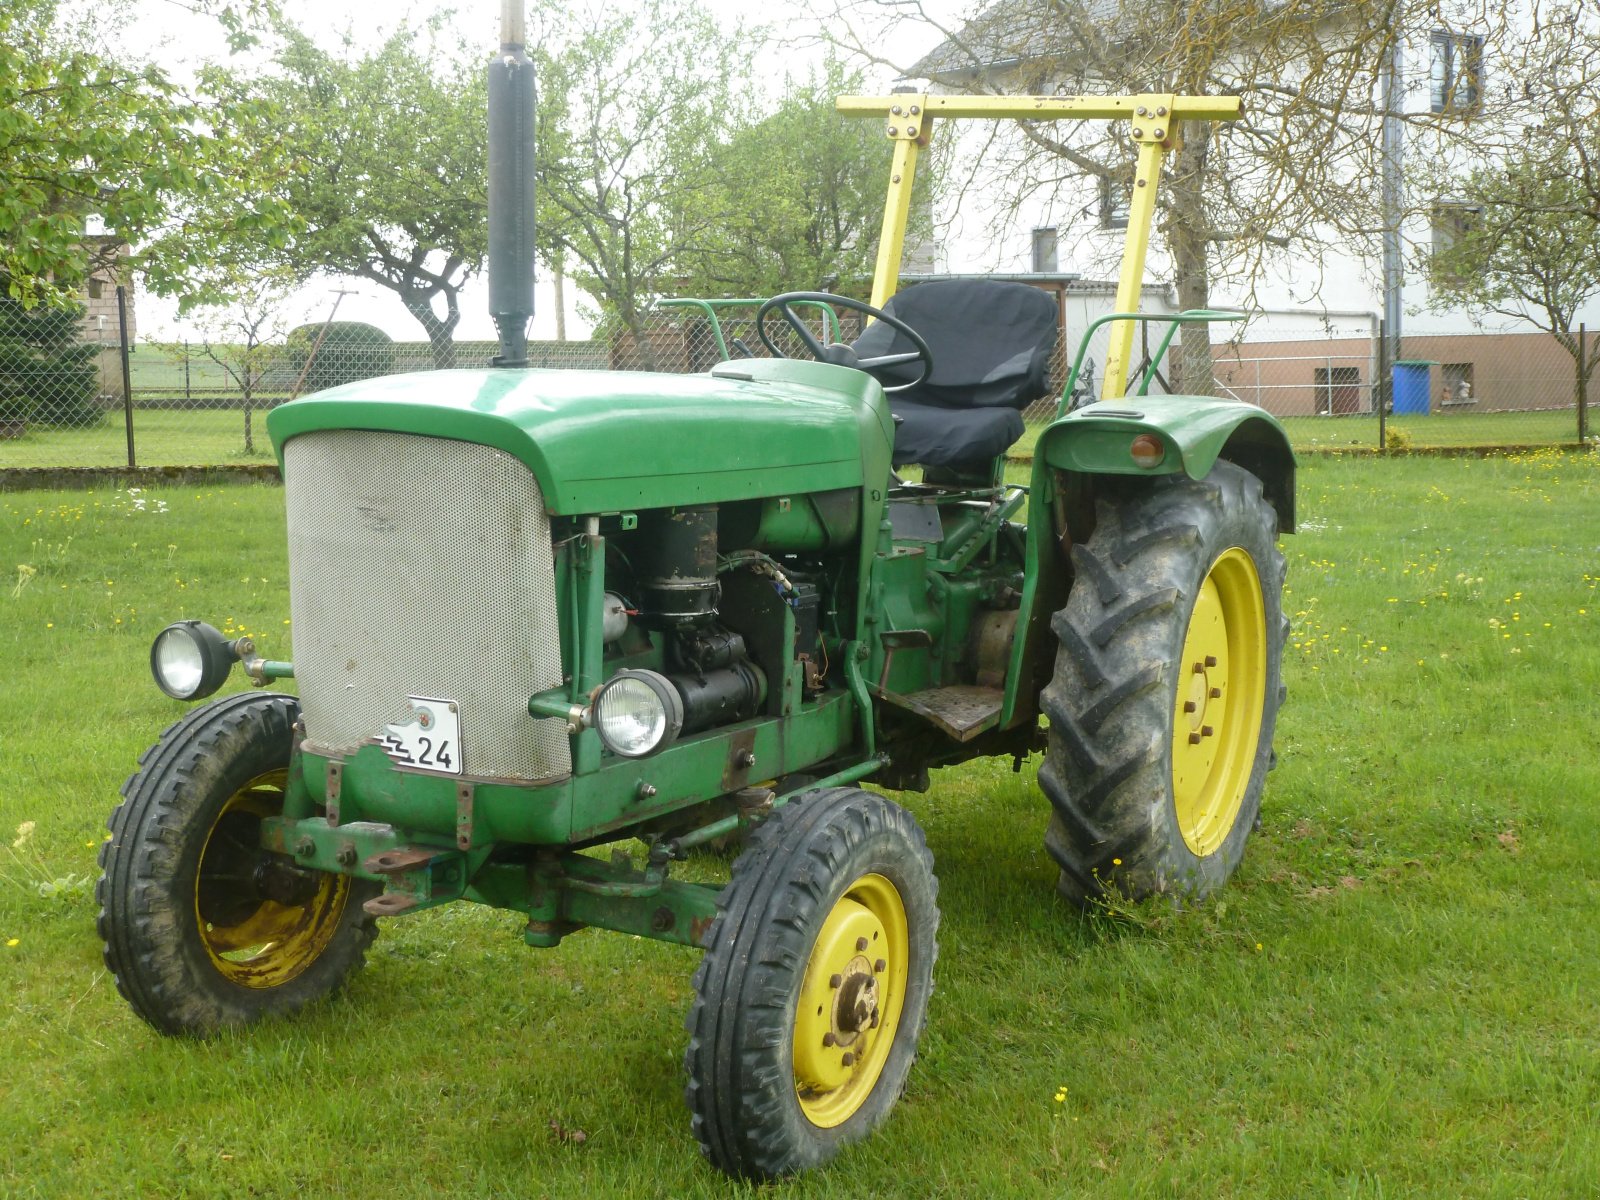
874, 958, 887, 973
829, 973, 843, 989
1205, 655, 1218, 667
856, 936, 869, 952
841, 1053, 855, 1067
870, 1013, 879, 1028
823, 1032, 837, 1047
1188, 732, 1203, 745
1210, 687, 1222, 698
1202, 725, 1215, 738
1183, 701, 1197, 714
1193, 662, 1206, 674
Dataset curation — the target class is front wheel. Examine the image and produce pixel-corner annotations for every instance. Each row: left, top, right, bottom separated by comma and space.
1039, 461, 1287, 904
97, 692, 379, 1035
684, 787, 939, 1178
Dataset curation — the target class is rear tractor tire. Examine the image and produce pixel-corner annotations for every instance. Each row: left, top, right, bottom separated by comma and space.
97, 692, 380, 1035
685, 787, 939, 1179
1040, 461, 1286, 905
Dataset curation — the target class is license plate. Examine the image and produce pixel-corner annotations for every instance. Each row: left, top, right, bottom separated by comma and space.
378, 696, 462, 774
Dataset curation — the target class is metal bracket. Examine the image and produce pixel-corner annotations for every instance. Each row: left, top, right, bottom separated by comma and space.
325, 761, 342, 827
455, 781, 475, 850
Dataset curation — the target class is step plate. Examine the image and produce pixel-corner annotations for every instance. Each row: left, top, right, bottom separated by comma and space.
881, 684, 1004, 742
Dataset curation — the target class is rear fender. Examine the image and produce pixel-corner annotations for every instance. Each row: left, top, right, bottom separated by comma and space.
998, 396, 1295, 726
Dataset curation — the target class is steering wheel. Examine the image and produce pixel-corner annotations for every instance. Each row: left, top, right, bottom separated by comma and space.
753, 292, 933, 393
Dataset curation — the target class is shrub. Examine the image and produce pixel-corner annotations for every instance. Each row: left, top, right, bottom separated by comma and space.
285, 322, 394, 394
0, 281, 102, 428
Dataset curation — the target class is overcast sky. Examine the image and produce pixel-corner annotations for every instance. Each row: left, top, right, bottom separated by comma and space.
109, 0, 958, 345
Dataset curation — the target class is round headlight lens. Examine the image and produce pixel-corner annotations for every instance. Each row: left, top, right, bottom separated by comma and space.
150, 621, 235, 700
593, 670, 683, 758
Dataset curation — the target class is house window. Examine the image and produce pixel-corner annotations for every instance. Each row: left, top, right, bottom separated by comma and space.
1431, 31, 1483, 114
1431, 201, 1481, 257
1031, 227, 1058, 273
1099, 177, 1130, 230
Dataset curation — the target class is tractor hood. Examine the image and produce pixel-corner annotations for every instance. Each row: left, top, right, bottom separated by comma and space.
266, 358, 892, 514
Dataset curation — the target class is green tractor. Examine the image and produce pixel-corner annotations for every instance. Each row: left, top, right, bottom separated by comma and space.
96, 16, 1292, 1181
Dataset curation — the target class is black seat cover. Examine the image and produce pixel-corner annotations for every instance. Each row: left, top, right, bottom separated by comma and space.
850, 280, 1059, 468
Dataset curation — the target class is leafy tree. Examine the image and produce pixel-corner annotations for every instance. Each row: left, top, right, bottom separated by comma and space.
205, 21, 489, 368
0, 0, 293, 310
535, 0, 743, 366
823, 0, 1517, 392
0, 274, 101, 428
679, 62, 910, 299
1425, 151, 1600, 404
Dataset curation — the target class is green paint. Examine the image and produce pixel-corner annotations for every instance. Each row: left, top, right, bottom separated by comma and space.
266, 359, 887, 515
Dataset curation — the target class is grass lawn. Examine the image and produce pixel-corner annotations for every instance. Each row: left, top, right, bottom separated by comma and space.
3, 452, 1599, 1197
1014, 404, 1589, 458
0, 409, 279, 470
3, 399, 1592, 472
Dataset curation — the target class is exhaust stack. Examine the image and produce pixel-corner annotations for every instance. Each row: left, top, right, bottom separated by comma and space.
488, 0, 537, 367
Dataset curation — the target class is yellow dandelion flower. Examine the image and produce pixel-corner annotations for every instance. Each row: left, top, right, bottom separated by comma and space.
1112, 858, 1122, 866
5, 939, 17, 948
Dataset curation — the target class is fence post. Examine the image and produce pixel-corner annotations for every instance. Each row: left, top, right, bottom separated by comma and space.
184, 339, 191, 402
117, 284, 135, 469
1579, 323, 1589, 446
1376, 318, 1388, 454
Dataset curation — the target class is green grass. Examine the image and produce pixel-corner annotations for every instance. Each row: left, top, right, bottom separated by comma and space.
1015, 405, 1589, 458
4, 454, 1599, 1197
0, 409, 277, 469
3, 398, 1591, 471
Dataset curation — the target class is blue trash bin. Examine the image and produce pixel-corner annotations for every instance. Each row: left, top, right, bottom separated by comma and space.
1392, 360, 1436, 415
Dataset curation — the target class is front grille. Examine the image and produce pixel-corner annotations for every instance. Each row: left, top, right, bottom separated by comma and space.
283, 430, 571, 782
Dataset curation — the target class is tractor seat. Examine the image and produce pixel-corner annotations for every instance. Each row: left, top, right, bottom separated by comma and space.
850, 279, 1059, 470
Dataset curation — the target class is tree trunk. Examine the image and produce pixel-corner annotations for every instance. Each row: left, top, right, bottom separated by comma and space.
402, 290, 461, 370
1166, 121, 1215, 396
621, 304, 659, 371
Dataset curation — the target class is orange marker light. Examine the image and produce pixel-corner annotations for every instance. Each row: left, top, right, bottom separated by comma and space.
1130, 433, 1166, 469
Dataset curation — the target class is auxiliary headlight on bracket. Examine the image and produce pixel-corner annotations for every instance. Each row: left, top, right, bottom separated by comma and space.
149, 620, 238, 701
592, 669, 684, 759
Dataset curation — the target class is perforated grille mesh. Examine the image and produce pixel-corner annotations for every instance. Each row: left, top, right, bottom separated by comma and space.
284, 430, 571, 781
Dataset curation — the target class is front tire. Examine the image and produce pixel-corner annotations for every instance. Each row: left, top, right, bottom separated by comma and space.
97, 692, 379, 1035
1040, 461, 1286, 904
684, 787, 939, 1178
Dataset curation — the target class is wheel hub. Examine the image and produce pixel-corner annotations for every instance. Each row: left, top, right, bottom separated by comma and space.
1171, 547, 1267, 857
792, 874, 909, 1129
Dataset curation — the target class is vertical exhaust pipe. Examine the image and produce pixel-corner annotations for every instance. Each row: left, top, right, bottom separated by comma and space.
488, 0, 536, 367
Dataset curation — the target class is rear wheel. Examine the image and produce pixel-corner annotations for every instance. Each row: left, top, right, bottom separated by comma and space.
684, 787, 938, 1178
1039, 461, 1286, 904
97, 692, 379, 1035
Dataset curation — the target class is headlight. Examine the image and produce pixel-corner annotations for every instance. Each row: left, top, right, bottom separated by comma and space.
593, 669, 683, 758
150, 620, 236, 700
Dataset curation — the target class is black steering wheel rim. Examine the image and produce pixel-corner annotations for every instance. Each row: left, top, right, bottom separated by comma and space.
753, 291, 933, 394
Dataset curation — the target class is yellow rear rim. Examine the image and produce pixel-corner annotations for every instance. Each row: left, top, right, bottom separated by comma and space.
194, 769, 352, 988
792, 873, 908, 1129
1171, 547, 1267, 857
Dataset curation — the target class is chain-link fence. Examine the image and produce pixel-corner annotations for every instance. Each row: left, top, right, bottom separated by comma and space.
1, 295, 1593, 471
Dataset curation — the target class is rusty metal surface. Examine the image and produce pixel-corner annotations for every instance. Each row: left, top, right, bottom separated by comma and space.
325, 760, 342, 826
455, 782, 474, 850
364, 847, 440, 875
881, 684, 1004, 741
363, 893, 419, 917
720, 728, 759, 792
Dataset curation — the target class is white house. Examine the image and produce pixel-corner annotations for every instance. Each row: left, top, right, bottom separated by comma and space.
899, 0, 1600, 417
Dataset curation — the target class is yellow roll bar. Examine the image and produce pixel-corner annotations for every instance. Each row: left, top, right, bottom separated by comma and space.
836, 92, 1243, 401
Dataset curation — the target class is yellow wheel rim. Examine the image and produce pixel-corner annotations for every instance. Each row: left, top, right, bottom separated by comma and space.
194, 769, 352, 989
792, 873, 908, 1129
1172, 547, 1267, 857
